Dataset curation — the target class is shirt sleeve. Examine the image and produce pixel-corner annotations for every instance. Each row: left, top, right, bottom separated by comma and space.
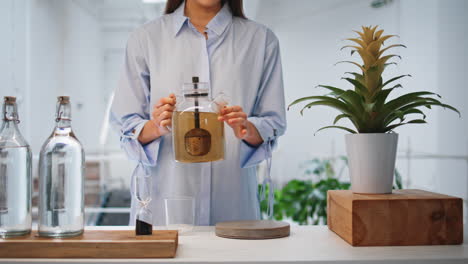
240, 30, 287, 168
110, 29, 161, 167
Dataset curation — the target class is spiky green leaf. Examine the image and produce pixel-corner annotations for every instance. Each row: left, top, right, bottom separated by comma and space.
383, 119, 427, 132
381, 74, 411, 88
299, 99, 351, 116
378, 44, 407, 57
383, 92, 441, 113
288, 95, 336, 110
315, 85, 345, 97
333, 114, 351, 125
315, 126, 357, 135
342, 77, 368, 96
338, 90, 365, 116
335, 61, 365, 72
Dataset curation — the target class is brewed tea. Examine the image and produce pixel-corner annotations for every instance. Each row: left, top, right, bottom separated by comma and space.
173, 111, 224, 163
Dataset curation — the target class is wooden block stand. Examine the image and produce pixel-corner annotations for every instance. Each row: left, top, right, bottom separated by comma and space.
327, 189, 463, 246
0, 230, 178, 258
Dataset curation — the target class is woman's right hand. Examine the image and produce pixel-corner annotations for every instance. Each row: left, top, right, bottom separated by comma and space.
151, 93, 176, 136
138, 93, 176, 145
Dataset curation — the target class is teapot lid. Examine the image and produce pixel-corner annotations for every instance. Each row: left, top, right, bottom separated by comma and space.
183, 76, 209, 97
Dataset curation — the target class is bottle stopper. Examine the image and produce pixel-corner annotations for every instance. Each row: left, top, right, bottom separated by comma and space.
4, 96, 16, 105
58, 96, 70, 104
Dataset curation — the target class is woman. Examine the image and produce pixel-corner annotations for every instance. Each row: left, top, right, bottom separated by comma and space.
110, 0, 286, 226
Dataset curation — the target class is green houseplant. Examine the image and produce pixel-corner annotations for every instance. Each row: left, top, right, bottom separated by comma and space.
288, 26, 459, 194
259, 157, 403, 224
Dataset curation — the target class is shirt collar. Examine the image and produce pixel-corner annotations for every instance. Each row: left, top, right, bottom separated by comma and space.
206, 3, 232, 36
172, 1, 232, 37
172, 2, 188, 37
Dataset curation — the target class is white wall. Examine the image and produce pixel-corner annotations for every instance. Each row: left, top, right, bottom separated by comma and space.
435, 0, 468, 200
256, 0, 401, 184
0, 0, 109, 180
256, 0, 468, 203
0, 0, 106, 152
28, 0, 67, 152
62, 1, 104, 152
1, 0, 466, 204
0, 0, 28, 138
28, 0, 104, 152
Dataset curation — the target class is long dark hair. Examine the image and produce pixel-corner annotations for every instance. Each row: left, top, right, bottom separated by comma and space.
165, 0, 246, 19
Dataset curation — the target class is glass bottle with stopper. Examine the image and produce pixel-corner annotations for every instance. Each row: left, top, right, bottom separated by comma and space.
38, 96, 85, 238
172, 76, 227, 163
0, 96, 32, 238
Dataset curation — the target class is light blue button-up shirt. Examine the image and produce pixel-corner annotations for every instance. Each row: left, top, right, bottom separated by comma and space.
110, 2, 286, 226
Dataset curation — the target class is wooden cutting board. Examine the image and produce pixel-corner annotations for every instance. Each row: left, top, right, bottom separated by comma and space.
0, 230, 178, 258
215, 220, 290, 239
327, 189, 463, 246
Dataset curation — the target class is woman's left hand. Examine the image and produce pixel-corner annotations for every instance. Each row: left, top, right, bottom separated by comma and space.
218, 106, 263, 146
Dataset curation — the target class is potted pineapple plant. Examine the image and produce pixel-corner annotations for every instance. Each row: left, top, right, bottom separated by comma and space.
288, 26, 459, 194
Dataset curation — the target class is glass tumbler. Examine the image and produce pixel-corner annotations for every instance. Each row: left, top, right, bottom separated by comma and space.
164, 197, 195, 234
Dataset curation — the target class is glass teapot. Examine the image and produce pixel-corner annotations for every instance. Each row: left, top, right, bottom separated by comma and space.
172, 77, 227, 163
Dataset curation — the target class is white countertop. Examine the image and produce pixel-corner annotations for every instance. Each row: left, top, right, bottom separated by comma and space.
1, 225, 467, 264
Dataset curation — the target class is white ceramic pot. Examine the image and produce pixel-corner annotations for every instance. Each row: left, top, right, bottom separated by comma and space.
345, 133, 398, 194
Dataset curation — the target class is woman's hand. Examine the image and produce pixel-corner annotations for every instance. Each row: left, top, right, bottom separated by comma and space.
152, 93, 176, 134
138, 93, 176, 145
218, 106, 263, 146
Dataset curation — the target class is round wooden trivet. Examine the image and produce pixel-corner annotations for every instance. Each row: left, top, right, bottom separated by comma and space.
215, 220, 290, 239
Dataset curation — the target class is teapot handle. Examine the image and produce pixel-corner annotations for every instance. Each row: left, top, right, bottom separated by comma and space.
164, 94, 183, 132
212, 92, 230, 113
